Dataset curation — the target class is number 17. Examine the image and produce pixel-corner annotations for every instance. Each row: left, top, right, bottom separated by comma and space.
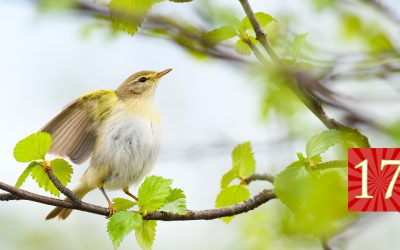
354, 159, 400, 199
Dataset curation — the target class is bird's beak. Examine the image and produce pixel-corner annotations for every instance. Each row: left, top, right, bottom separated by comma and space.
156, 68, 172, 79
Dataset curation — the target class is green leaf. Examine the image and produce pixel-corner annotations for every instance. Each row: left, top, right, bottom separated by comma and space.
159, 188, 187, 215
202, 25, 237, 44
298, 168, 351, 238
341, 13, 362, 38
275, 163, 352, 238
27, 158, 72, 196
215, 185, 250, 223
234, 39, 252, 56
15, 161, 41, 188
232, 142, 256, 178
261, 80, 302, 119
108, 211, 143, 249
51, 158, 73, 186
274, 162, 311, 212
138, 176, 172, 212
368, 31, 394, 54
317, 160, 347, 170
220, 142, 256, 188
241, 12, 274, 30
305, 130, 342, 157
113, 198, 137, 212
220, 168, 238, 188
109, 0, 158, 36
14, 132, 52, 162
135, 220, 157, 250
309, 155, 322, 165
292, 33, 308, 60
30, 163, 59, 196
248, 35, 259, 46
341, 128, 370, 148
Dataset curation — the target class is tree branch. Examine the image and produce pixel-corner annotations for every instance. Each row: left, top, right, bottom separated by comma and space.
0, 193, 19, 201
243, 38, 269, 64
238, 0, 333, 123
0, 181, 108, 215
27, 0, 246, 64
244, 173, 275, 184
0, 181, 275, 221
290, 75, 346, 130
145, 189, 276, 221
43, 163, 82, 205
238, 0, 280, 63
237, 0, 370, 147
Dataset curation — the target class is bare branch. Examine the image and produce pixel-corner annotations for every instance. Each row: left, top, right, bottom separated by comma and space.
26, 0, 246, 64
242, 38, 269, 64
0, 193, 19, 201
145, 189, 276, 221
245, 173, 275, 184
144, 14, 247, 64
0, 181, 275, 221
0, 181, 108, 216
290, 74, 346, 130
237, 0, 339, 128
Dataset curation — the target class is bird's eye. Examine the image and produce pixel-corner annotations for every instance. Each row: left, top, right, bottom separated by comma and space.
138, 77, 147, 83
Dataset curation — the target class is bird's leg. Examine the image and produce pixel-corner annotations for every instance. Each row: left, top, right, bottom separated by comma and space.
123, 188, 138, 201
99, 187, 116, 217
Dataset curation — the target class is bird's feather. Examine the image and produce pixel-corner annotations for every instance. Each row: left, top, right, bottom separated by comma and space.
40, 90, 117, 164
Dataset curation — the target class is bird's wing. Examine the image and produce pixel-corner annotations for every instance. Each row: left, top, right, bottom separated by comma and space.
40, 90, 117, 164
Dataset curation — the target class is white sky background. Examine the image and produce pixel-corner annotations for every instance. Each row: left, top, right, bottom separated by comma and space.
1, 0, 400, 249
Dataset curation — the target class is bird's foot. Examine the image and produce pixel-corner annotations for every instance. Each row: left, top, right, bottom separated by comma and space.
99, 187, 116, 218
124, 189, 139, 201
106, 202, 116, 218
107, 202, 117, 219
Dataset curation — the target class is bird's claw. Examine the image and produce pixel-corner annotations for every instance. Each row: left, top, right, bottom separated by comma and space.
106, 203, 116, 218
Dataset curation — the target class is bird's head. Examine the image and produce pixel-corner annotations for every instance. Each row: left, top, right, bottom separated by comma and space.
116, 68, 172, 100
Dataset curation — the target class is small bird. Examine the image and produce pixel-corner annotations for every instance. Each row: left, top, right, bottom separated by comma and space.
44, 69, 172, 220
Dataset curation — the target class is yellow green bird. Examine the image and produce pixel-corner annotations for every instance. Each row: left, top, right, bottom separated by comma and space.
43, 69, 172, 220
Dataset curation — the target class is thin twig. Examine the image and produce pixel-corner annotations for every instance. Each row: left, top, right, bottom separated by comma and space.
25, 0, 390, 133
145, 189, 276, 221
290, 76, 345, 130
237, 0, 371, 147
0, 181, 108, 216
238, 0, 280, 63
238, 0, 337, 128
243, 38, 269, 64
235, 1, 346, 131
245, 173, 275, 184
26, 0, 246, 64
0, 181, 275, 221
43, 163, 82, 205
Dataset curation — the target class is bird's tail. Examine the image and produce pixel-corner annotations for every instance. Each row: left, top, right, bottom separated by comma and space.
45, 183, 91, 220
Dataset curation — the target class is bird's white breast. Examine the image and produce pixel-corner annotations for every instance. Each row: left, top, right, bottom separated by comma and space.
89, 105, 162, 190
